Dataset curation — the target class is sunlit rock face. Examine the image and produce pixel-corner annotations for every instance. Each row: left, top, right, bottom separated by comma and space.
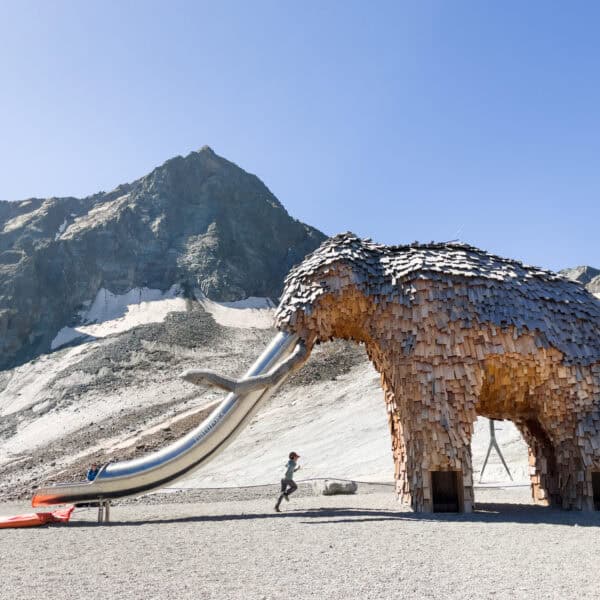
0, 147, 325, 370
560, 265, 600, 294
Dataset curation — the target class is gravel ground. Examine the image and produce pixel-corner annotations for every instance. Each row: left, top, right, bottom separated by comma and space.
2, 485, 600, 600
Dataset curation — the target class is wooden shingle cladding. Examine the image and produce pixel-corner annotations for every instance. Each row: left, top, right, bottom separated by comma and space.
275, 233, 600, 512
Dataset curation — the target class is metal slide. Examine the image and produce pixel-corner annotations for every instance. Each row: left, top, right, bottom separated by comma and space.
32, 332, 299, 507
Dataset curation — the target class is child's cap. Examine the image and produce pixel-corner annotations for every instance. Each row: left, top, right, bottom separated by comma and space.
289, 451, 299, 459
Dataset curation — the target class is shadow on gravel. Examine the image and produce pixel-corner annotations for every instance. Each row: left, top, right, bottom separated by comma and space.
303, 503, 600, 527
69, 503, 600, 527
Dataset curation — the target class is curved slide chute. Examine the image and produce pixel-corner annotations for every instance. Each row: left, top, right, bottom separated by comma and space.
32, 332, 300, 507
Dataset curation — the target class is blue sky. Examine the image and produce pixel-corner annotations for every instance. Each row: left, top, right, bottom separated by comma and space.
1, 1, 599, 271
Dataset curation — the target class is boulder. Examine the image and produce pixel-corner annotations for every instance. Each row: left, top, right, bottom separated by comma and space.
314, 479, 358, 495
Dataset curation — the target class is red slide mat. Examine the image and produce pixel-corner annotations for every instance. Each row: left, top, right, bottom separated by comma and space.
0, 506, 75, 529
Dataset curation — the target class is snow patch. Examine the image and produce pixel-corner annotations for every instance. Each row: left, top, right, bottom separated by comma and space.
54, 219, 68, 240
51, 285, 188, 350
197, 293, 275, 329
219, 297, 275, 309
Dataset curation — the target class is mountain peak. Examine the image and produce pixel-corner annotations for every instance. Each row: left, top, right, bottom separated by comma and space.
0, 150, 326, 370
559, 265, 600, 285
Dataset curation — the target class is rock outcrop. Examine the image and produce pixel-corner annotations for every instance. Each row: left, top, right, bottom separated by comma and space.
313, 479, 359, 495
560, 266, 600, 294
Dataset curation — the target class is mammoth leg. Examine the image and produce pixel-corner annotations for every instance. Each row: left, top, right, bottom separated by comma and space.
388, 369, 475, 513
516, 418, 561, 507
574, 411, 600, 511
554, 438, 591, 511
516, 414, 595, 510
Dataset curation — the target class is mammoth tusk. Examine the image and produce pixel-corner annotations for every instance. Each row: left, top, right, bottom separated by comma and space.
180, 339, 308, 394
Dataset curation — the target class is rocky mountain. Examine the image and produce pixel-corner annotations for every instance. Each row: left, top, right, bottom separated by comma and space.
0, 147, 325, 370
560, 265, 600, 294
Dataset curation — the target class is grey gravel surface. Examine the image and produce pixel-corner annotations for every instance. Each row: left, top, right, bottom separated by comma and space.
2, 486, 600, 600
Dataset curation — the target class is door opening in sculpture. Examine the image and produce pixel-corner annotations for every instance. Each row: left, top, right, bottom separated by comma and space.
592, 473, 600, 511
431, 470, 462, 512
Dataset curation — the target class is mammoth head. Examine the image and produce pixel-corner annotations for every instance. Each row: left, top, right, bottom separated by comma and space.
275, 233, 387, 349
